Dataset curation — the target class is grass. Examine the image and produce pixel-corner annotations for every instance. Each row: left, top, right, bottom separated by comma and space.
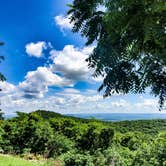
0, 155, 45, 166
0, 154, 62, 166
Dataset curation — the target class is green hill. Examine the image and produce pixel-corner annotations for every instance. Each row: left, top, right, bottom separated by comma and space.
33, 110, 64, 119
0, 110, 165, 166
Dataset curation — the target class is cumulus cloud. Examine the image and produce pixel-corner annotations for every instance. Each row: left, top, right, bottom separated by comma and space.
19, 67, 73, 98
25, 42, 101, 86
13, 43, 102, 99
1, 81, 165, 116
0, 86, 103, 115
1, 83, 164, 115
111, 99, 130, 108
59, 90, 102, 105
136, 99, 158, 108
50, 45, 98, 82
0, 81, 16, 95
63, 88, 80, 94
25, 41, 47, 58
54, 14, 73, 31
3, 40, 163, 115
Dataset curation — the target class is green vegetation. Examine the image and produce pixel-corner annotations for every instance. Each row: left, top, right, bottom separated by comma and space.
0, 154, 60, 166
68, 0, 166, 109
0, 110, 166, 166
0, 155, 43, 166
0, 42, 5, 121
0, 41, 6, 82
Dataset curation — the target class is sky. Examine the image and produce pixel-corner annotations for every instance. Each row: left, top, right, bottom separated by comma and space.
0, 0, 164, 116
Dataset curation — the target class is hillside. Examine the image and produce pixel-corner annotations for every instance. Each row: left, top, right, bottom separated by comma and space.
0, 110, 166, 166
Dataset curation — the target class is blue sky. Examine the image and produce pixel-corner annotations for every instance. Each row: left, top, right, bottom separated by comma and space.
0, 0, 164, 116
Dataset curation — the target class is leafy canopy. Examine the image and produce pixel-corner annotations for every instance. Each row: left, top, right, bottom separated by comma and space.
68, 0, 166, 110
0, 42, 5, 82
0, 42, 5, 120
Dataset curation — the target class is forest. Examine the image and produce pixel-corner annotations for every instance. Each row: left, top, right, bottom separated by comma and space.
0, 110, 165, 166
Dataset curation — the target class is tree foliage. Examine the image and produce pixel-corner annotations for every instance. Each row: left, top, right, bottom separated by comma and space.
0, 42, 5, 120
68, 0, 166, 109
0, 110, 166, 165
0, 42, 5, 82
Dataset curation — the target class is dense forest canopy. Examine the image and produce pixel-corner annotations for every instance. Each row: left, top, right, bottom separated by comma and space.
0, 110, 166, 165
68, 0, 166, 110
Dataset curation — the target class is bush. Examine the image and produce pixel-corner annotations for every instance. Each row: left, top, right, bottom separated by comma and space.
61, 151, 93, 166
78, 126, 114, 151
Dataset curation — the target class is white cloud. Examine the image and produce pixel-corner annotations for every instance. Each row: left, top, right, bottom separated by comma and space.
19, 67, 73, 98
143, 99, 158, 107
0, 86, 103, 115
111, 99, 130, 108
2, 40, 165, 116
54, 14, 73, 31
0, 81, 16, 95
25, 43, 102, 85
63, 88, 80, 94
25, 41, 47, 58
2, 44, 100, 100
1, 81, 165, 116
50, 45, 100, 82
136, 99, 158, 108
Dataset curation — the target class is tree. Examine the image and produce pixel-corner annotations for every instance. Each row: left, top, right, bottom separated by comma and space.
68, 0, 166, 109
0, 42, 5, 120
0, 109, 4, 120
0, 42, 6, 82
